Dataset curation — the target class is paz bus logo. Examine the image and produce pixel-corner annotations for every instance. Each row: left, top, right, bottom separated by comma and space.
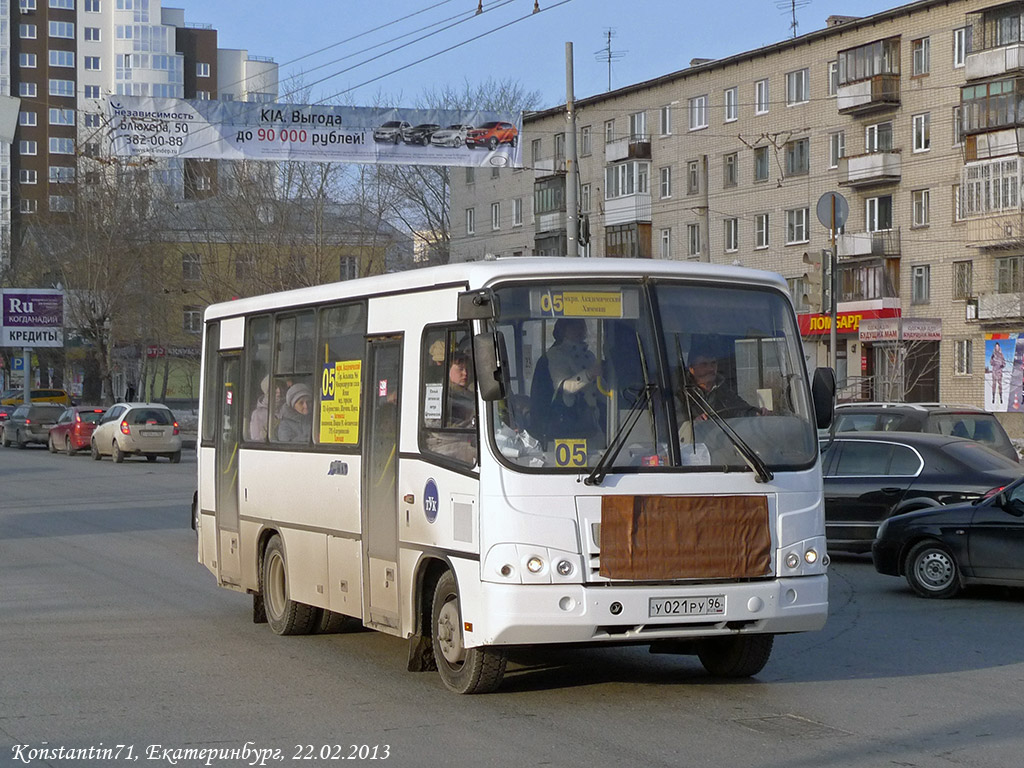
423, 478, 439, 524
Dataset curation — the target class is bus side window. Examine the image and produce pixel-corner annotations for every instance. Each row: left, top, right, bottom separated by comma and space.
271, 312, 315, 444
245, 315, 273, 443
419, 325, 477, 467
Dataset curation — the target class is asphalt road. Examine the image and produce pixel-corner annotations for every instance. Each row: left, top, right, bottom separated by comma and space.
2, 443, 1024, 768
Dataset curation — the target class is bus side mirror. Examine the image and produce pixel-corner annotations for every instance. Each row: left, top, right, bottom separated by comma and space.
473, 332, 507, 402
458, 289, 500, 320
811, 367, 836, 429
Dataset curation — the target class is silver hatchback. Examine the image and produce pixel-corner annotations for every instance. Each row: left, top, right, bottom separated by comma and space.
91, 402, 182, 463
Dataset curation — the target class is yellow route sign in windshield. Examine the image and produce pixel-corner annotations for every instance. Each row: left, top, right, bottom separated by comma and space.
539, 291, 623, 318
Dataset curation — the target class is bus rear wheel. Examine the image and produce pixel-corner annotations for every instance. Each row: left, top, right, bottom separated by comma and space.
697, 634, 774, 678
431, 570, 506, 694
261, 535, 318, 635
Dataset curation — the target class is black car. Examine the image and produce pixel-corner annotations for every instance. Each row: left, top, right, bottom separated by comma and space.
402, 123, 440, 145
832, 402, 1017, 462
822, 431, 1023, 552
872, 475, 1024, 598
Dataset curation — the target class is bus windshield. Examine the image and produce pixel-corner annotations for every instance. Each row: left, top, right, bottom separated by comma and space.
489, 280, 817, 473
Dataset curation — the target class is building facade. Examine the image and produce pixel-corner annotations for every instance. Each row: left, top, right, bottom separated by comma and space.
450, 0, 1024, 431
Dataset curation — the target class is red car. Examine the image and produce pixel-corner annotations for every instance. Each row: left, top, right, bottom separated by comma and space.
465, 121, 519, 150
48, 405, 106, 455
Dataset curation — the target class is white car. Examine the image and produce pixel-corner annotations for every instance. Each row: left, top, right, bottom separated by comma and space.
91, 402, 182, 463
430, 124, 474, 148
373, 120, 411, 144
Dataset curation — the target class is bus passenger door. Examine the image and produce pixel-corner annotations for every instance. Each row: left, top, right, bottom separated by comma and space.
362, 336, 402, 631
215, 353, 242, 584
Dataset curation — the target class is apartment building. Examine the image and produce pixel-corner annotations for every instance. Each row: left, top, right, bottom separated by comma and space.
451, 0, 1024, 429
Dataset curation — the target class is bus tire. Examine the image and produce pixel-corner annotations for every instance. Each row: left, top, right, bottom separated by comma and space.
430, 570, 506, 694
315, 609, 352, 634
262, 535, 318, 636
697, 634, 774, 678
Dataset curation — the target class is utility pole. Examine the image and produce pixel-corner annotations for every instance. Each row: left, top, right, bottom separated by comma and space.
565, 42, 579, 257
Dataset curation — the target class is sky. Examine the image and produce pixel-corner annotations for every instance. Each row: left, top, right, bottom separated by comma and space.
166, 0, 904, 110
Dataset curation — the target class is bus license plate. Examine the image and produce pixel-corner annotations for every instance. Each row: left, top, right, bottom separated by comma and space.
649, 595, 725, 618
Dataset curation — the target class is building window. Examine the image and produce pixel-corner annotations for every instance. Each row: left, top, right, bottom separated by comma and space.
580, 125, 591, 155
535, 176, 565, 214
49, 195, 74, 212
785, 68, 809, 105
953, 260, 973, 300
785, 138, 809, 176
513, 198, 523, 226
19, 112, 37, 127
755, 213, 769, 249
84, 26, 100, 41
530, 138, 541, 164
659, 166, 672, 198
85, 0, 99, 8
19, 140, 37, 155
660, 228, 672, 259
865, 121, 893, 152
659, 105, 672, 136
491, 166, 500, 180
605, 223, 650, 259
996, 256, 1024, 293
954, 27, 969, 69
20, 24, 37, 38
912, 189, 930, 227
604, 119, 615, 143
954, 339, 972, 376
183, 307, 202, 334
827, 61, 838, 96
867, 195, 893, 232
340, 257, 359, 281
724, 218, 738, 252
911, 37, 930, 76
580, 184, 591, 214
194, 90, 211, 100
755, 78, 769, 114
788, 276, 810, 313
604, 161, 649, 199
829, 131, 845, 168
465, 167, 474, 184
83, 113, 101, 128
196, 62, 211, 78
913, 113, 930, 152
19, 170, 38, 184
838, 37, 900, 86
786, 208, 809, 244
49, 108, 74, 125
723, 152, 738, 187
687, 160, 699, 195
48, 79, 74, 96
687, 224, 701, 258
19, 53, 37, 68
50, 0, 74, 7
84, 56, 100, 70
182, 253, 201, 282
688, 95, 707, 130
952, 105, 964, 147
465, 208, 475, 236
724, 87, 738, 122
554, 133, 565, 165
911, 265, 930, 304
491, 202, 501, 231
20, 0, 37, 9
84, 85, 100, 99
629, 111, 646, 141
49, 137, 75, 154
20, 83, 37, 98
50, 50, 74, 68
49, 20, 74, 38
754, 146, 769, 182
20, 199, 38, 214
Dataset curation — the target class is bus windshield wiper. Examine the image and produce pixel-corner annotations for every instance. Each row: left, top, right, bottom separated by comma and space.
675, 342, 773, 483
584, 382, 656, 486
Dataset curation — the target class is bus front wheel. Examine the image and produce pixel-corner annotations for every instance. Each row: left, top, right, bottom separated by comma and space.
431, 571, 506, 694
262, 535, 318, 636
697, 634, 774, 678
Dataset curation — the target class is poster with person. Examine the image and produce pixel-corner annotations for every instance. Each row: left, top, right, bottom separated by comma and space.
986, 333, 1024, 412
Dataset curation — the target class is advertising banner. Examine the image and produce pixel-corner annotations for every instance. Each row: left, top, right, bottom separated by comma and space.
985, 333, 1024, 413
107, 96, 523, 168
1, 289, 64, 348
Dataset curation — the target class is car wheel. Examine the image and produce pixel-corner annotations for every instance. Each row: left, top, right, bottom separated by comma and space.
904, 539, 961, 599
48, 435, 57, 453
65, 437, 75, 456
393, 134, 400, 144
431, 570, 506, 694
454, 137, 462, 148
262, 535, 318, 635
697, 634, 774, 677
17, 431, 27, 449
511, 135, 518, 148
1, 430, 9, 448
146, 454, 157, 463
169, 450, 181, 464
112, 440, 124, 463
91, 439, 101, 460
487, 137, 499, 151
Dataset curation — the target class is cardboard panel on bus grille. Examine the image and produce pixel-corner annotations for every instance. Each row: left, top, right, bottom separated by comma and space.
599, 495, 771, 580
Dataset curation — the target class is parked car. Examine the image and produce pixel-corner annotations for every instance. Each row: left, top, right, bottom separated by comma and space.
429, 123, 474, 148
832, 402, 1017, 462
1, 403, 67, 448
48, 405, 106, 455
0, 388, 72, 406
821, 431, 1023, 552
402, 123, 440, 145
465, 121, 519, 150
91, 402, 182, 463
0, 404, 14, 424
873, 474, 1024, 598
372, 120, 412, 144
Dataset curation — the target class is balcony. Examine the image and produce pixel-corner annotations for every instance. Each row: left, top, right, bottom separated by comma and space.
837, 228, 901, 258
965, 211, 1024, 248
839, 151, 901, 188
603, 193, 652, 227
534, 210, 566, 235
836, 74, 900, 116
978, 291, 1024, 320
605, 134, 651, 163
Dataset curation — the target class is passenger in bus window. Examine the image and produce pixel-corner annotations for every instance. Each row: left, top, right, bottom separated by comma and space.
447, 349, 475, 427
277, 382, 313, 442
538, 318, 604, 440
249, 375, 283, 441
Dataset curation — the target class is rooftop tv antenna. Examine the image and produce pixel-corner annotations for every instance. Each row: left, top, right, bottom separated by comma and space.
594, 28, 626, 92
776, 0, 811, 38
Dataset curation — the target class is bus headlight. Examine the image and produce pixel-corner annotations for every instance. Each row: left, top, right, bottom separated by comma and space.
526, 556, 544, 574
804, 549, 818, 565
